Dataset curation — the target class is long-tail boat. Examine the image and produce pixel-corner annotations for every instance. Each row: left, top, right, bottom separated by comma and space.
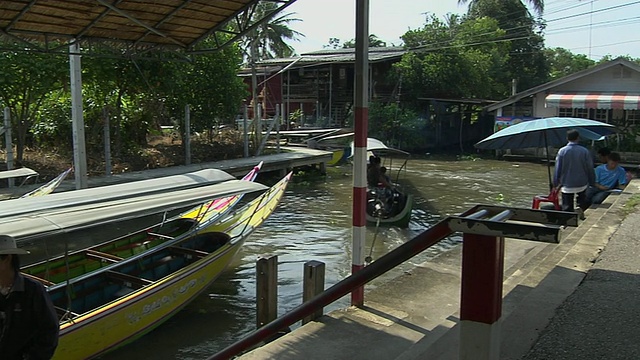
19, 167, 73, 198
3, 176, 267, 243
23, 172, 291, 359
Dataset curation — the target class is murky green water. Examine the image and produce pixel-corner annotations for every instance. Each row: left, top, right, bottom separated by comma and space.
30, 157, 550, 360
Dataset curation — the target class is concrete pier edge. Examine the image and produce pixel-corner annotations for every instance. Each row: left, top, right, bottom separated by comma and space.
237, 180, 636, 360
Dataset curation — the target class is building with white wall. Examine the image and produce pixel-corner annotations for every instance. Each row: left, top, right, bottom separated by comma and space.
485, 58, 640, 125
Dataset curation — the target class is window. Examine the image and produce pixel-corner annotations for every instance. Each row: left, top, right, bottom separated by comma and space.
575, 108, 588, 118
626, 110, 640, 125
559, 108, 573, 117
594, 109, 608, 122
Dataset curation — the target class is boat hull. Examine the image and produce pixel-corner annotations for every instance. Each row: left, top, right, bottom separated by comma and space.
53, 238, 243, 359
366, 193, 413, 228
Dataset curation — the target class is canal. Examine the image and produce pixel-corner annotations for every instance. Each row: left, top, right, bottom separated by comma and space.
43, 157, 550, 359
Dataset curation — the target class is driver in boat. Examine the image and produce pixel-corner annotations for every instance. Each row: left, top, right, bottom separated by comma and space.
367, 156, 393, 189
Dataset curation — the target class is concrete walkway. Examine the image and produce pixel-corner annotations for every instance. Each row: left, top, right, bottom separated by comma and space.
524, 199, 640, 359
236, 181, 637, 359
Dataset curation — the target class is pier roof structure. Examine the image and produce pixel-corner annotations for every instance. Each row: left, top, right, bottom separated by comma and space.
0, 0, 297, 54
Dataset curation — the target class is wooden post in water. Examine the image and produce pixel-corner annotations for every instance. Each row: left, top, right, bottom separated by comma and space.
302, 260, 325, 325
256, 255, 278, 328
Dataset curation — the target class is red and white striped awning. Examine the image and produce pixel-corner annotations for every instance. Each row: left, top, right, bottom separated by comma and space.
545, 92, 640, 110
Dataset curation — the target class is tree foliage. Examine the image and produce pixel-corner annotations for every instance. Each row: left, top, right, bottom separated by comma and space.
465, 0, 548, 91
0, 47, 67, 161
544, 47, 595, 80
0, 38, 246, 163
396, 14, 510, 100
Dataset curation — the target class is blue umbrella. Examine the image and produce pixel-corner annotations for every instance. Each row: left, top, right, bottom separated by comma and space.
475, 117, 616, 188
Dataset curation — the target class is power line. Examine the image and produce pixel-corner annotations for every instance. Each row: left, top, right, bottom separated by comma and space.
546, 0, 640, 23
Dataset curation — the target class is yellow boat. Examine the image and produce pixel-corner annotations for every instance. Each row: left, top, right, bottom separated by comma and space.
23, 172, 291, 360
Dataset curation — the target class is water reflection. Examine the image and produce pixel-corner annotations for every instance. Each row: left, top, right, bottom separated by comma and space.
42, 157, 548, 359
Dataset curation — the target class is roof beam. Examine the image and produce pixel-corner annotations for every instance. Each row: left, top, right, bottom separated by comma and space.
77, 0, 123, 38
134, 0, 192, 46
94, 0, 187, 48
5, 0, 38, 31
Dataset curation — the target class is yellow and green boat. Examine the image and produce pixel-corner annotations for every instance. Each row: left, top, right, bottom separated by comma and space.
21, 171, 291, 359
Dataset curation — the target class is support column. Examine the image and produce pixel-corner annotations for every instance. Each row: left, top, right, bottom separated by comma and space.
460, 234, 505, 360
69, 42, 88, 189
3, 108, 14, 187
103, 108, 112, 176
351, 0, 369, 307
185, 104, 191, 166
243, 104, 249, 158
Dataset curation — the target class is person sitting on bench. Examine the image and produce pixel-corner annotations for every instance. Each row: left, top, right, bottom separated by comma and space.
587, 152, 627, 205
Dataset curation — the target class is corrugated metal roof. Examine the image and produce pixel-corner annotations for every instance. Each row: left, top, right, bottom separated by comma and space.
257, 47, 407, 67
0, 0, 297, 53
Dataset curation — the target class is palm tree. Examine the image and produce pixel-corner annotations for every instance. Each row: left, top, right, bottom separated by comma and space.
458, 0, 544, 16
243, 2, 304, 62
240, 2, 303, 152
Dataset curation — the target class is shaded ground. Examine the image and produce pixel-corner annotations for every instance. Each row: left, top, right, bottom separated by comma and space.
2, 130, 246, 182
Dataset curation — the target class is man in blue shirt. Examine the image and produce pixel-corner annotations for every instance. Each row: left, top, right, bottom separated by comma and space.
554, 129, 595, 213
587, 152, 627, 204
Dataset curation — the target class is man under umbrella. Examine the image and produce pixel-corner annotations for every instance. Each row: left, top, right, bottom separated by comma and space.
0, 235, 58, 359
554, 129, 595, 214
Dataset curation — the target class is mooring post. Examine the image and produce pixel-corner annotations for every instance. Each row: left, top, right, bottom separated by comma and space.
243, 104, 249, 158
459, 234, 505, 360
256, 255, 278, 328
302, 260, 326, 325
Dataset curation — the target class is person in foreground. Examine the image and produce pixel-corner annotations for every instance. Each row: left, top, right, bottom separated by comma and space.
0, 235, 59, 360
554, 129, 594, 213
587, 152, 627, 205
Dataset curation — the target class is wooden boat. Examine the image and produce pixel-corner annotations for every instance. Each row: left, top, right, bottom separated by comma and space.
0, 168, 237, 220
353, 138, 413, 228
4, 176, 267, 243
23, 172, 292, 359
19, 167, 73, 198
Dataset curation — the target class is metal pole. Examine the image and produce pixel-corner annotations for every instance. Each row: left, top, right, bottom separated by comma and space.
286, 69, 291, 130
258, 103, 263, 142
329, 66, 333, 125
185, 104, 191, 166
460, 234, 504, 360
69, 41, 88, 189
206, 220, 453, 360
3, 108, 14, 187
277, 103, 282, 153
351, 0, 370, 307
103, 108, 112, 176
244, 105, 249, 158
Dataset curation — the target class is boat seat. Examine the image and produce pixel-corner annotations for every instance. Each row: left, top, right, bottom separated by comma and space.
532, 187, 560, 210
22, 273, 56, 286
86, 249, 124, 263
147, 232, 175, 240
105, 270, 153, 288
168, 246, 208, 259
54, 306, 79, 319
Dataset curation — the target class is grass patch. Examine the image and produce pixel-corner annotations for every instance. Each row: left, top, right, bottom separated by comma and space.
622, 193, 640, 216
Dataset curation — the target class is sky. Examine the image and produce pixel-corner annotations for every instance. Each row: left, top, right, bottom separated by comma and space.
284, 0, 640, 60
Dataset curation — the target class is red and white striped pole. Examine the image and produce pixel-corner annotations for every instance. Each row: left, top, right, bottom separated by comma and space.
460, 234, 505, 360
351, 0, 369, 307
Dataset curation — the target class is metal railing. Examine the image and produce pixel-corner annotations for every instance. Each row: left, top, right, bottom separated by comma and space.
207, 204, 578, 360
